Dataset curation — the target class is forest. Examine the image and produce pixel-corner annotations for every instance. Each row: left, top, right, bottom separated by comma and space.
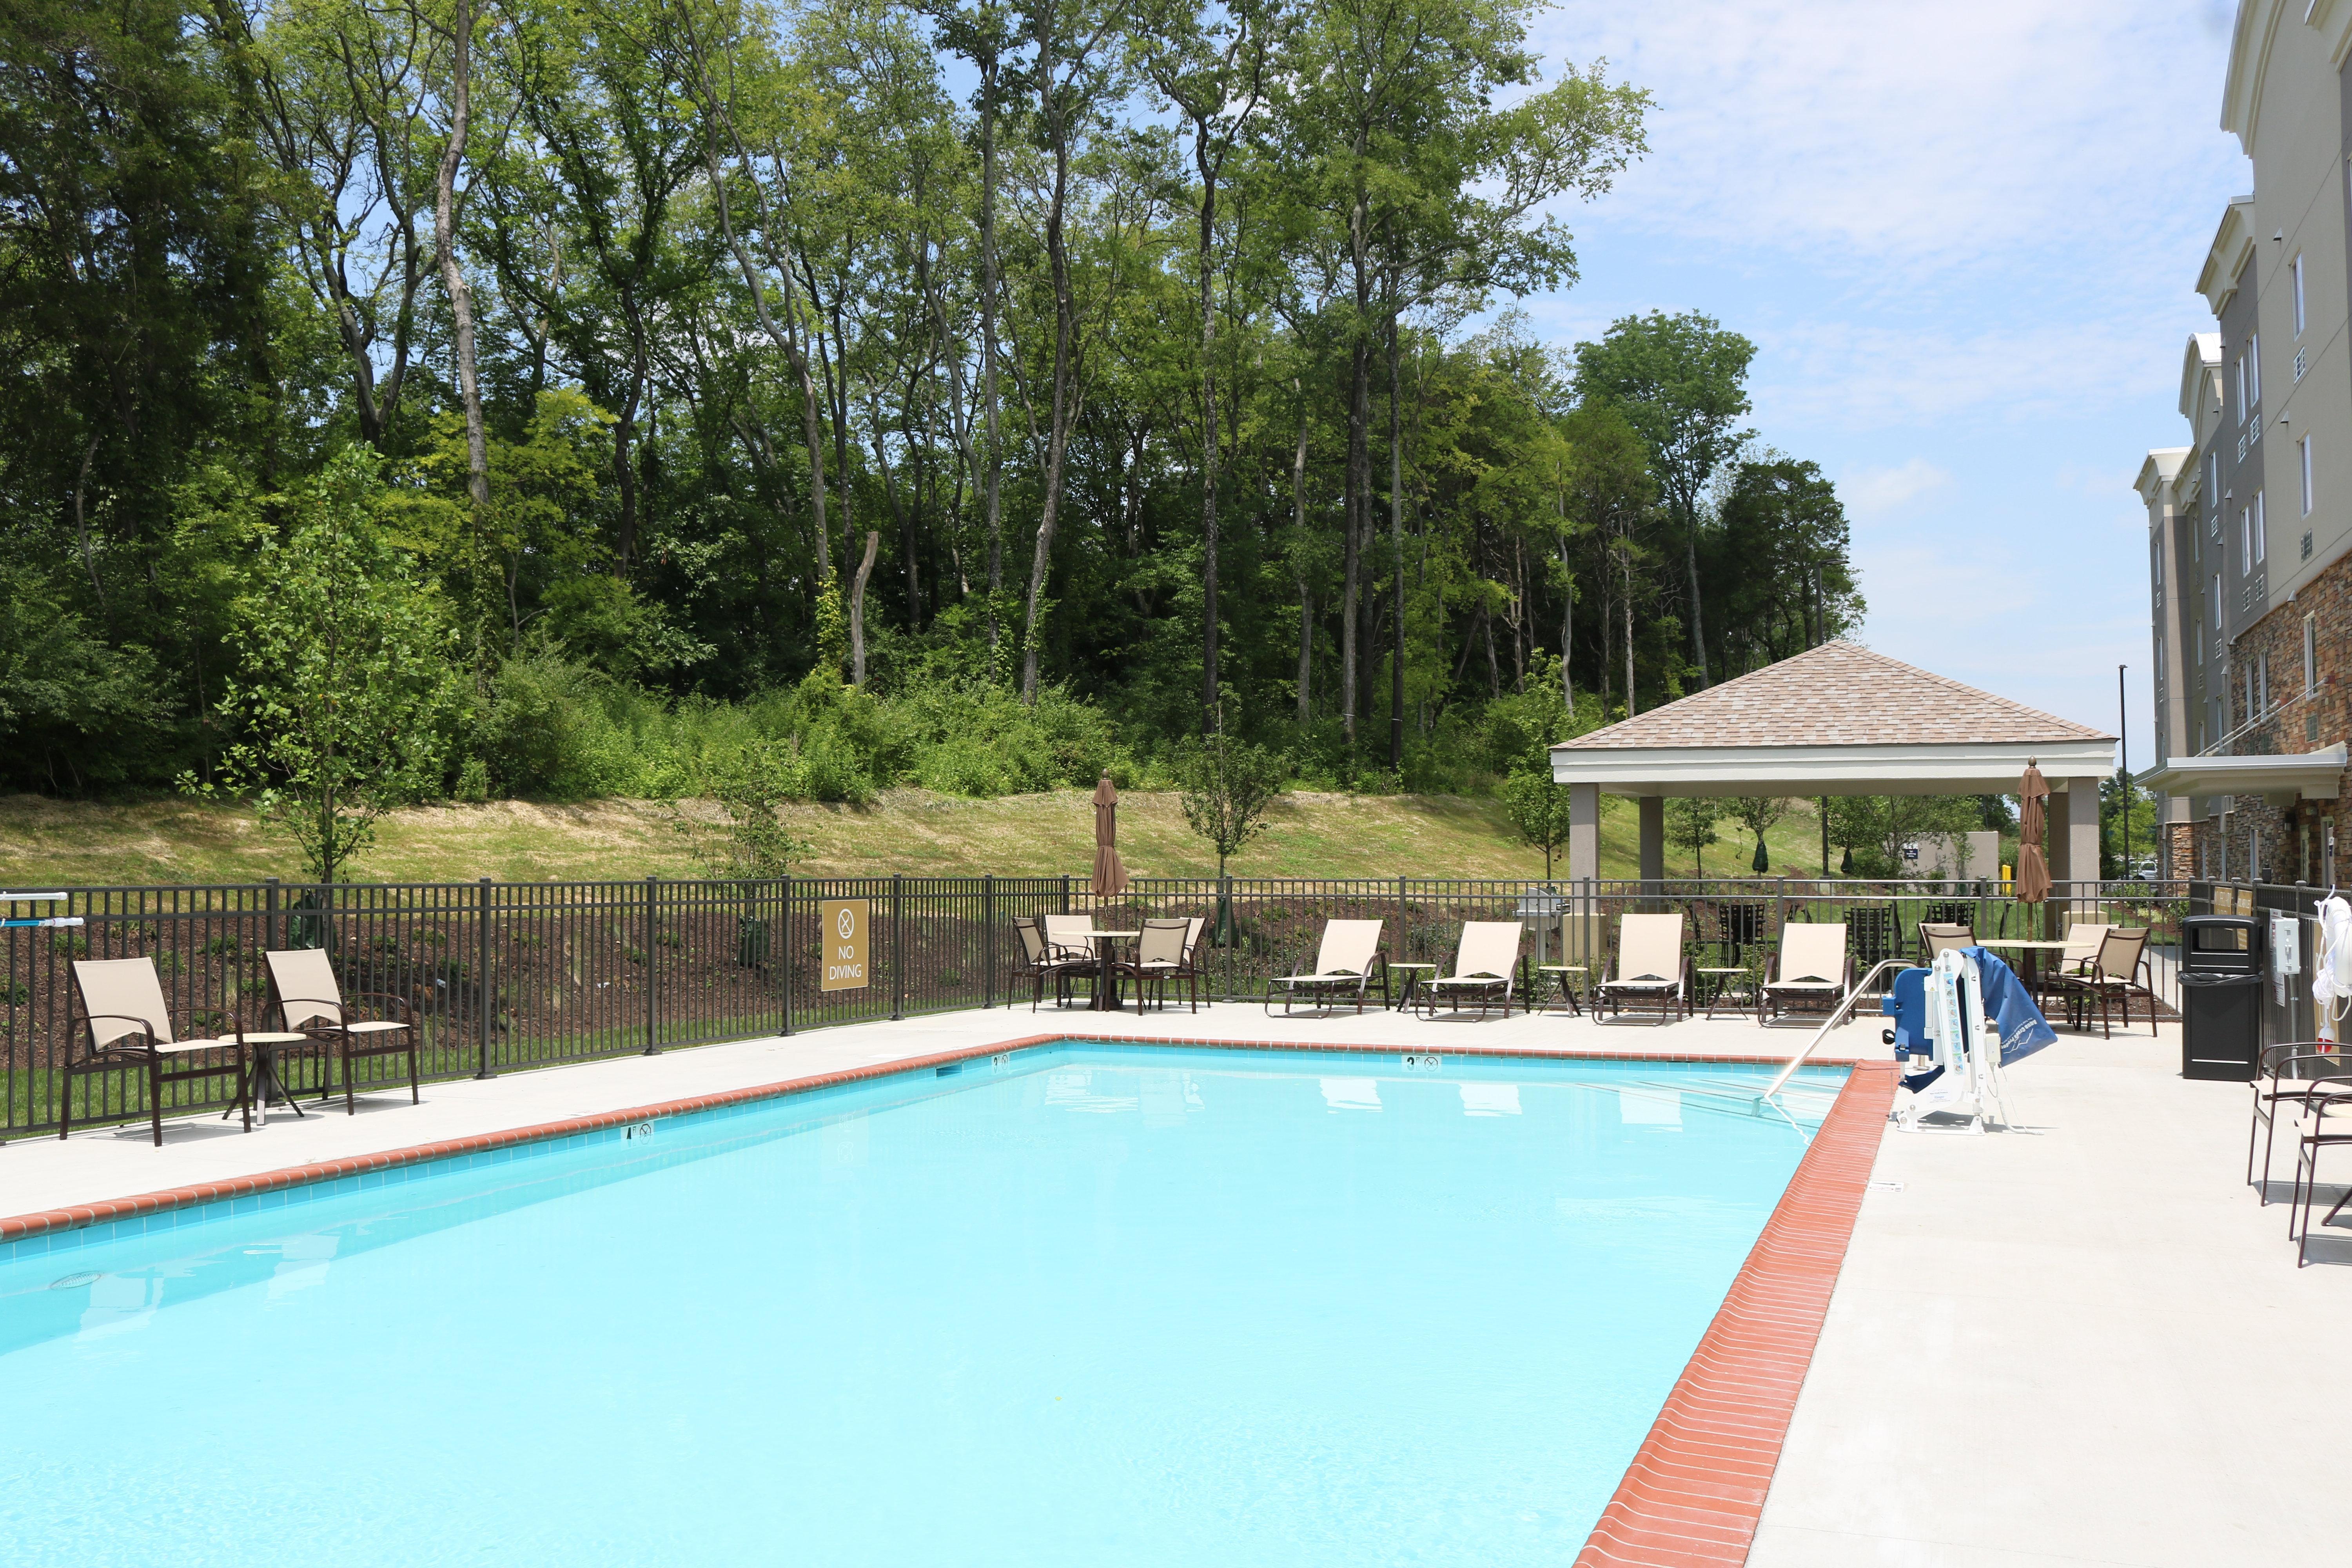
0, 0, 1867, 837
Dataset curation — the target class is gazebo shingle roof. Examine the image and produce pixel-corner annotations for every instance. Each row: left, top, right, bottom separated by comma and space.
1552, 641, 2112, 751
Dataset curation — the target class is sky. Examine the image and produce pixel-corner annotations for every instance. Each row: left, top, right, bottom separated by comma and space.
1517, 0, 2250, 764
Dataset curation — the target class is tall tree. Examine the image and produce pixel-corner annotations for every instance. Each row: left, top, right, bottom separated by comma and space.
1573, 310, 1753, 691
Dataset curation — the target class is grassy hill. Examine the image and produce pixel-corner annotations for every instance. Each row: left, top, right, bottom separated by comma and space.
0, 790, 1836, 887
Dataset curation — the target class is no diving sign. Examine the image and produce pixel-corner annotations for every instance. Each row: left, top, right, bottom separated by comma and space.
820, 899, 870, 991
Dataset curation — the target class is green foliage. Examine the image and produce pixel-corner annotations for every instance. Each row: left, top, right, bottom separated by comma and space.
675, 741, 813, 880
1174, 713, 1286, 877
180, 448, 467, 881
1827, 795, 1985, 879
1724, 796, 1790, 874
1665, 797, 1722, 874
1499, 760, 1576, 879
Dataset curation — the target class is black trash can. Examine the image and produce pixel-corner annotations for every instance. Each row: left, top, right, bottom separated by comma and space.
2180, 913, 2261, 1081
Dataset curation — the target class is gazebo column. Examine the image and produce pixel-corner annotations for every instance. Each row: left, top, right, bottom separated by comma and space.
1637, 796, 1665, 885
2047, 779, 2104, 933
1568, 783, 1600, 880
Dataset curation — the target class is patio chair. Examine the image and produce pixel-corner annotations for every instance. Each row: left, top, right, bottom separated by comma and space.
61, 957, 247, 1145
1265, 918, 1388, 1015
1595, 912, 1690, 1025
1918, 921, 1975, 960
2247, 1043, 2352, 1201
2049, 928, 2152, 1038
2287, 1089, 2352, 1265
265, 946, 420, 1115
2056, 921, 2114, 976
1123, 916, 1204, 1013
1420, 920, 1524, 1019
1759, 922, 1851, 1025
1011, 915, 1098, 1011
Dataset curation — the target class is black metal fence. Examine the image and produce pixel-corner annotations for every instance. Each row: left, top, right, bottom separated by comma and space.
2, 874, 2190, 1139
2187, 880, 2348, 1049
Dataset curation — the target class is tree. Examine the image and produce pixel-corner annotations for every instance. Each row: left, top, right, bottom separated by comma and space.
1501, 760, 1575, 878
183, 449, 465, 882
1666, 796, 1720, 876
1573, 311, 1755, 691
1174, 706, 1285, 877
1726, 795, 1789, 873
676, 739, 813, 879
1828, 795, 1983, 880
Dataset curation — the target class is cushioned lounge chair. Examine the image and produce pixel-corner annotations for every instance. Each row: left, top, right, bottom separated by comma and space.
1759, 922, 1850, 1025
266, 946, 420, 1115
1595, 913, 1689, 1025
62, 956, 247, 1145
1265, 918, 1387, 1015
1420, 921, 1523, 1020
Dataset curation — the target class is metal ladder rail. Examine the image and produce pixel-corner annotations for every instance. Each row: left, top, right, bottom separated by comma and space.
1761, 956, 1914, 1101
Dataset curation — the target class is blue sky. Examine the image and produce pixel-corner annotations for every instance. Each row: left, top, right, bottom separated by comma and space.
1518, 0, 2248, 762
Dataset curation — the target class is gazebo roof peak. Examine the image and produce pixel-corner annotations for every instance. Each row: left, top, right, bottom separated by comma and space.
1553, 641, 2112, 753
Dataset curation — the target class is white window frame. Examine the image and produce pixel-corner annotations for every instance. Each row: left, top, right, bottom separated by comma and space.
2157, 633, 2167, 687
2251, 334, 2263, 406
2257, 651, 2269, 717
2241, 506, 2253, 573
2306, 612, 2319, 694
2301, 435, 2314, 516
2255, 491, 2267, 566
2237, 356, 2249, 424
2295, 253, 2307, 336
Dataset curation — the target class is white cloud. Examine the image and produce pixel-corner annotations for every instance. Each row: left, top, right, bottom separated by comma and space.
1840, 458, 1952, 521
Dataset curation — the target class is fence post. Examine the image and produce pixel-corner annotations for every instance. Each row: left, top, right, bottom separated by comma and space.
1062, 875, 1072, 916
780, 875, 794, 1038
1397, 875, 1407, 966
475, 878, 494, 1079
265, 877, 281, 954
1221, 873, 1234, 1003
643, 875, 661, 1055
983, 875, 996, 1009
891, 873, 905, 1022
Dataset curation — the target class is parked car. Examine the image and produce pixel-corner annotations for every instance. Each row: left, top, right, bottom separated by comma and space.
2129, 858, 2160, 881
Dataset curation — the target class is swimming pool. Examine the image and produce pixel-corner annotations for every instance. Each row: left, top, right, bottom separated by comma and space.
0, 1044, 1843, 1565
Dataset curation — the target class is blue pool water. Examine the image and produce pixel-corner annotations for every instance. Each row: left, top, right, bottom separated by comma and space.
0, 1045, 1840, 1565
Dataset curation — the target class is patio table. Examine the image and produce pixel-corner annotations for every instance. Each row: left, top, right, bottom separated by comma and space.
1973, 938, 2072, 996
1536, 964, 1586, 1016
1697, 966, 1757, 1020
1388, 962, 1438, 1012
1081, 931, 1140, 1011
224, 1032, 318, 1129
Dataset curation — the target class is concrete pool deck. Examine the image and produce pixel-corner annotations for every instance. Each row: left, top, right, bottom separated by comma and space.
4, 1000, 2345, 1566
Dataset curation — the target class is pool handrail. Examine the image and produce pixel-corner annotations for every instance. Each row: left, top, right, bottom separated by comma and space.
1761, 956, 1913, 1101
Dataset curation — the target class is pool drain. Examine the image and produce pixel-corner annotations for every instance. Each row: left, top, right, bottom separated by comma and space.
48, 1271, 103, 1290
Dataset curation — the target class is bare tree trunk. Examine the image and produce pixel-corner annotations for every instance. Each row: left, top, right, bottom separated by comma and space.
1294, 395, 1312, 723
1387, 305, 1404, 770
849, 530, 879, 686
1558, 539, 1573, 712
1623, 583, 1636, 718
1018, 11, 1083, 703
1197, 137, 1221, 735
978, 51, 1004, 659
432, 0, 488, 513
1684, 521, 1709, 688
72, 434, 105, 619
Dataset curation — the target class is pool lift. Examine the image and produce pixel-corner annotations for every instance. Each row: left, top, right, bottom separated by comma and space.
1883, 948, 2028, 1134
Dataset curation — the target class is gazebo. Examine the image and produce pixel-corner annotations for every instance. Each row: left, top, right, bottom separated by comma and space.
1548, 641, 2117, 883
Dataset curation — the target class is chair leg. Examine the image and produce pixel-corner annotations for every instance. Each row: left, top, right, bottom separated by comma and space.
408, 1038, 421, 1103
57, 1063, 71, 1142
344, 1040, 358, 1115
148, 1055, 163, 1147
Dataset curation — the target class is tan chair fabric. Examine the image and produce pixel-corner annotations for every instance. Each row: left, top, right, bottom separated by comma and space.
1134, 918, 1189, 969
1284, 918, 1382, 982
1609, 913, 1686, 989
267, 946, 345, 1031
2060, 922, 2114, 973
72, 958, 181, 1050
1772, 923, 1847, 989
1042, 913, 1099, 962
1920, 922, 1975, 959
1432, 921, 1523, 986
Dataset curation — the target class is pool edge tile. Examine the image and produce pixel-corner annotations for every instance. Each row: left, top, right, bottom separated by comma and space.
1572, 1058, 1896, 1568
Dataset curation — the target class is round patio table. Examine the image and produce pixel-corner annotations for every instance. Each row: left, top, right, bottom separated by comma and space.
1081, 931, 1140, 1011
1536, 964, 1587, 1016
222, 1032, 318, 1129
1388, 962, 1438, 1012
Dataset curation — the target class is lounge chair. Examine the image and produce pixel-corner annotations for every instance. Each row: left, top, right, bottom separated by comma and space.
61, 956, 247, 1145
1012, 915, 1098, 1010
1124, 916, 1204, 1013
1420, 921, 1524, 1019
2049, 927, 2152, 1038
1595, 912, 1690, 1025
1918, 922, 1975, 960
266, 946, 421, 1114
1265, 918, 1388, 1015
2247, 1043, 2352, 1201
1759, 922, 1851, 1025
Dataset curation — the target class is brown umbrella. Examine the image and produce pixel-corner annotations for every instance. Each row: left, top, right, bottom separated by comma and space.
1092, 774, 1129, 897
2015, 760, 2051, 904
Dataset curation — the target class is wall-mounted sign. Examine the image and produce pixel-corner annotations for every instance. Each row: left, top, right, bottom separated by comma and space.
820, 899, 869, 991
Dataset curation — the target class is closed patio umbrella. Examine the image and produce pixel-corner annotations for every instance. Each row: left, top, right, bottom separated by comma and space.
2016, 761, 2051, 905
1092, 774, 1129, 897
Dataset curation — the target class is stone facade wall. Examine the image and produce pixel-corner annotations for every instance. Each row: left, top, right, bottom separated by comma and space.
2187, 541, 2352, 884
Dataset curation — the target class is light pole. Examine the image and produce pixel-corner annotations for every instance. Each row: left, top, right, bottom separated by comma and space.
2117, 663, 2130, 878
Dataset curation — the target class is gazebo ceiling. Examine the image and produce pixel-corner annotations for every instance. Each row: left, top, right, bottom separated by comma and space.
1549, 642, 2116, 797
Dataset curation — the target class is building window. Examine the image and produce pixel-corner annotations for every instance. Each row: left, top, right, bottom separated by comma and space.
2237, 356, 2249, 424
2241, 506, 2253, 573
2212, 571, 2223, 625
2158, 633, 2167, 688
2255, 491, 2266, 565
2152, 536, 2164, 591
2251, 334, 2263, 406
2302, 436, 2314, 515
2294, 253, 2307, 336
2306, 612, 2319, 694
2258, 651, 2269, 717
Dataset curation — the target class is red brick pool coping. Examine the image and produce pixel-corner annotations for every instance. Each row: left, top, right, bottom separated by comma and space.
1, 1029, 1893, 1568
